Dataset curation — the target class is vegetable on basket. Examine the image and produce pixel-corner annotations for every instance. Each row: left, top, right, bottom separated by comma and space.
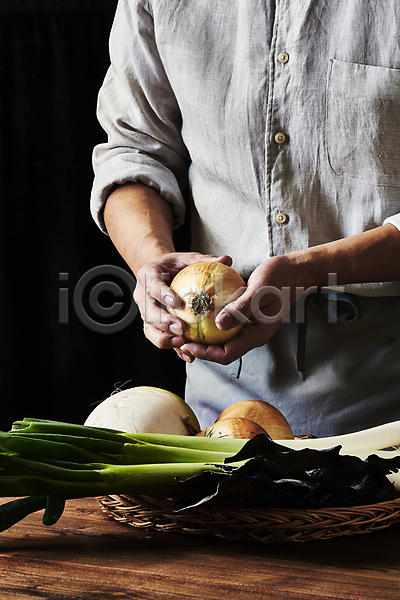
198, 399, 294, 440
84, 386, 200, 435
1, 418, 400, 533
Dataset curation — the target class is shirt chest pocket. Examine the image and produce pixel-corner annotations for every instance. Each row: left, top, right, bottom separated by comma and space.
326, 59, 400, 187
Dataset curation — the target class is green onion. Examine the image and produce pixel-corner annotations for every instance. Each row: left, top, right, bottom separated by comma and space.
0, 417, 245, 530
11, 418, 246, 452
1, 417, 400, 532
0, 434, 237, 468
42, 496, 66, 526
0, 496, 48, 532
0, 461, 226, 497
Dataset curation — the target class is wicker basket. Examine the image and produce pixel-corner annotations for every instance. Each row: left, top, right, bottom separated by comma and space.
97, 493, 400, 544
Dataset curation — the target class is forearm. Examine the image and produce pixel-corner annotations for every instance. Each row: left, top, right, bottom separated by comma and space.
286, 224, 400, 290
103, 183, 176, 276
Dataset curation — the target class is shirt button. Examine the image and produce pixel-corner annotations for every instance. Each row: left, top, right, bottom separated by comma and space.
274, 132, 286, 144
278, 51, 289, 64
275, 211, 289, 225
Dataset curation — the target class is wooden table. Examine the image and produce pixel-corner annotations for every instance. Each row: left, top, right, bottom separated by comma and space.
0, 497, 399, 599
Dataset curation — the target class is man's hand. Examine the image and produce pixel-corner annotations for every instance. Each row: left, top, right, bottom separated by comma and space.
134, 252, 233, 353
178, 254, 298, 364
176, 223, 400, 365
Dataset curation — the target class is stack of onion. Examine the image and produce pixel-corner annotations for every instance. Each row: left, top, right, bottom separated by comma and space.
167, 261, 246, 345
197, 399, 294, 440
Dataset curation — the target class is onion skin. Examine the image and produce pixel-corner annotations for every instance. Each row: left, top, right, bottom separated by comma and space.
168, 261, 246, 345
196, 417, 268, 439
215, 399, 294, 440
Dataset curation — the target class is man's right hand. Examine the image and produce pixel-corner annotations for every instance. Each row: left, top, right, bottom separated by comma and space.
133, 252, 233, 354
102, 182, 233, 359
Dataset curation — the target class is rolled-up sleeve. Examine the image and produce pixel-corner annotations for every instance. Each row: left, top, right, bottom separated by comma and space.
90, 0, 191, 232
383, 213, 400, 232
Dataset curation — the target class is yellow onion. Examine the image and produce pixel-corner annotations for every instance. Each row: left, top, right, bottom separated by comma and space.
196, 417, 268, 439
168, 261, 246, 345
215, 399, 294, 440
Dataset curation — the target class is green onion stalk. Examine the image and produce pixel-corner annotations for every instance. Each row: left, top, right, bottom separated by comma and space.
0, 418, 247, 532
1, 418, 400, 533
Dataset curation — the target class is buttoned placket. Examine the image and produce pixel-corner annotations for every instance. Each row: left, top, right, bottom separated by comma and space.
265, 1, 291, 257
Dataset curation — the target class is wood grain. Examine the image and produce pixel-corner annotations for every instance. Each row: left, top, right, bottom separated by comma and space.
0, 498, 399, 599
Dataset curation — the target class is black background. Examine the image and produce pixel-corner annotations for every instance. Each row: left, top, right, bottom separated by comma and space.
0, 0, 187, 430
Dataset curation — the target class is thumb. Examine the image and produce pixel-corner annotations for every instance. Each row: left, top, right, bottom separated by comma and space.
215, 254, 233, 267
215, 287, 253, 331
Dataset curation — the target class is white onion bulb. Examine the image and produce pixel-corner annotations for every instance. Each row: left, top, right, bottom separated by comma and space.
84, 386, 200, 435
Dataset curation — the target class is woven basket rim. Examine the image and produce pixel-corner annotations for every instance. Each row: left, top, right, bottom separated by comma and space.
97, 493, 400, 544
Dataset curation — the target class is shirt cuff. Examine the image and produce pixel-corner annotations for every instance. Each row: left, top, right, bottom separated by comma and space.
383, 213, 400, 232
90, 156, 187, 233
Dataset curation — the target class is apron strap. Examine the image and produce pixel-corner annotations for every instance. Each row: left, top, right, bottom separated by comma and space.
231, 356, 243, 378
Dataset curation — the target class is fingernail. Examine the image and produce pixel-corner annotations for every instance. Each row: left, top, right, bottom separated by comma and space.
180, 344, 194, 362
169, 322, 184, 336
181, 351, 194, 363
169, 336, 185, 347
164, 295, 176, 309
216, 310, 233, 330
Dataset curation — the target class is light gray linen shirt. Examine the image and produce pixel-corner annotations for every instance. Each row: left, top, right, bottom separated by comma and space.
91, 0, 400, 295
